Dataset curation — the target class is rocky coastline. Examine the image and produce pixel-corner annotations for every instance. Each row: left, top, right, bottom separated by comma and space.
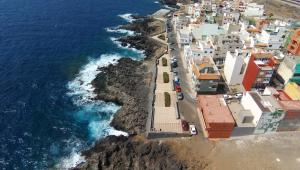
73, 13, 187, 170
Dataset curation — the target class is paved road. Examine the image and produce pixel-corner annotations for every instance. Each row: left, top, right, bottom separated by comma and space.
166, 17, 204, 138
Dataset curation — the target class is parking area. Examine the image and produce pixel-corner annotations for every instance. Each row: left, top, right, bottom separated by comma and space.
165, 17, 203, 137
153, 54, 183, 133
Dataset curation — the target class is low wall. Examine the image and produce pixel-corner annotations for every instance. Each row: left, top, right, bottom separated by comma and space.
147, 132, 190, 139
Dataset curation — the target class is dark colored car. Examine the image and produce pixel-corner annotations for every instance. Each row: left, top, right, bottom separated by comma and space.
177, 92, 183, 100
171, 62, 178, 68
181, 120, 189, 131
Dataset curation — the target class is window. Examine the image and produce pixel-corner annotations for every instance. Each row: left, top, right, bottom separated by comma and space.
240, 63, 246, 74
269, 45, 272, 47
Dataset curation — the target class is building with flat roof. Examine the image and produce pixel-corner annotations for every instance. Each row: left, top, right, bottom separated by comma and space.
191, 56, 221, 93
224, 50, 247, 85
197, 95, 235, 138
241, 91, 285, 134
213, 33, 244, 68
242, 52, 280, 91
277, 55, 300, 85
284, 82, 300, 100
287, 28, 300, 56
191, 24, 225, 41
243, 3, 264, 17
278, 100, 300, 131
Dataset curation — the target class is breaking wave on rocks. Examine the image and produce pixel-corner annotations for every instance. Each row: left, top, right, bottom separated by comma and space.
60, 54, 130, 169
105, 27, 135, 36
118, 13, 136, 23
110, 37, 145, 57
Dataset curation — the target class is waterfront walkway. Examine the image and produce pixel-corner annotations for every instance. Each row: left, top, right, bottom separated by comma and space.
153, 55, 183, 133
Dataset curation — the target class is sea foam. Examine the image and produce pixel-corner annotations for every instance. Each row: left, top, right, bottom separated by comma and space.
110, 37, 145, 57
118, 13, 136, 23
63, 54, 129, 169
105, 27, 135, 36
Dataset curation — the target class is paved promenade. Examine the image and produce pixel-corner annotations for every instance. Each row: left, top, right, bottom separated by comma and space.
152, 55, 183, 133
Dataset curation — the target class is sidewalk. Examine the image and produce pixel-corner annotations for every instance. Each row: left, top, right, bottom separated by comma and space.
153, 54, 183, 133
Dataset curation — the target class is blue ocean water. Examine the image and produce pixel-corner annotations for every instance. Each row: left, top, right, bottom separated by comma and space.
0, 0, 161, 169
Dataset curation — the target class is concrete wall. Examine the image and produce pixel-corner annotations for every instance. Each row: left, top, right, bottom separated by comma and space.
254, 110, 285, 134
277, 61, 293, 84
224, 51, 244, 85
241, 92, 263, 126
231, 127, 255, 137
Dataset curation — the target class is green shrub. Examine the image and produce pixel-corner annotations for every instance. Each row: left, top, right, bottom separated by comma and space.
164, 92, 171, 107
248, 18, 256, 26
163, 72, 169, 83
162, 57, 167, 66
158, 34, 165, 40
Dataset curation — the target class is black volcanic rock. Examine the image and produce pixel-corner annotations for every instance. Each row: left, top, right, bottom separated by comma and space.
73, 136, 187, 170
92, 58, 149, 134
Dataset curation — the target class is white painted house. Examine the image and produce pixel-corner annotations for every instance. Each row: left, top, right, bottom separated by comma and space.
243, 3, 264, 17
177, 28, 192, 48
224, 50, 246, 85
241, 92, 285, 134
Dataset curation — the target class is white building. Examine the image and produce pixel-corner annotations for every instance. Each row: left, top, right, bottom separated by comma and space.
241, 92, 285, 134
177, 28, 192, 48
213, 33, 244, 68
243, 3, 264, 17
277, 55, 300, 84
220, 12, 240, 26
183, 39, 215, 68
224, 50, 246, 85
255, 23, 288, 50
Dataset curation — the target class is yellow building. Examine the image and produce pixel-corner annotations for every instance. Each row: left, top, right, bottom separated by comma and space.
284, 82, 300, 100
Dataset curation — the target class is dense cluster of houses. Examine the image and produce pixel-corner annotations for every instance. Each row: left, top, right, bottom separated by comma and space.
172, 0, 300, 138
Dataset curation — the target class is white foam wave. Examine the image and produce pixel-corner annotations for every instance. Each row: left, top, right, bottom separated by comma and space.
154, 1, 159, 4
110, 37, 145, 56
67, 53, 131, 139
67, 54, 121, 102
105, 27, 135, 36
54, 149, 85, 170
118, 13, 136, 23
64, 54, 129, 168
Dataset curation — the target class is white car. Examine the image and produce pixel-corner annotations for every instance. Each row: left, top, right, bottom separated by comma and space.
189, 125, 197, 135
223, 94, 233, 100
234, 93, 243, 99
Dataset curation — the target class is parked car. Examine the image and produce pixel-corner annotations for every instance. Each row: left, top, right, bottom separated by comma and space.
234, 93, 243, 99
181, 120, 189, 131
172, 62, 178, 68
223, 94, 233, 100
175, 85, 182, 92
173, 69, 178, 76
171, 60, 177, 64
189, 124, 197, 135
172, 80, 180, 91
177, 92, 183, 100
174, 76, 179, 83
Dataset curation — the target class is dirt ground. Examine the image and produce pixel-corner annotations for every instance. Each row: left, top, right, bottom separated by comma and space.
165, 132, 300, 170
253, 0, 300, 20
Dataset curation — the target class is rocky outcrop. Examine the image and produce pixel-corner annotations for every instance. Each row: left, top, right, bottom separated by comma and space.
73, 136, 187, 170
119, 35, 164, 59
92, 58, 150, 134
74, 15, 186, 170
92, 17, 166, 134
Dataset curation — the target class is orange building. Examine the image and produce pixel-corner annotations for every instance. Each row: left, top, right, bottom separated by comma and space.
287, 28, 300, 56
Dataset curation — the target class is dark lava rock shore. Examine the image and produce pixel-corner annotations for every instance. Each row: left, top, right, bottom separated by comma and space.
92, 58, 149, 134
73, 135, 186, 170
73, 15, 187, 170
